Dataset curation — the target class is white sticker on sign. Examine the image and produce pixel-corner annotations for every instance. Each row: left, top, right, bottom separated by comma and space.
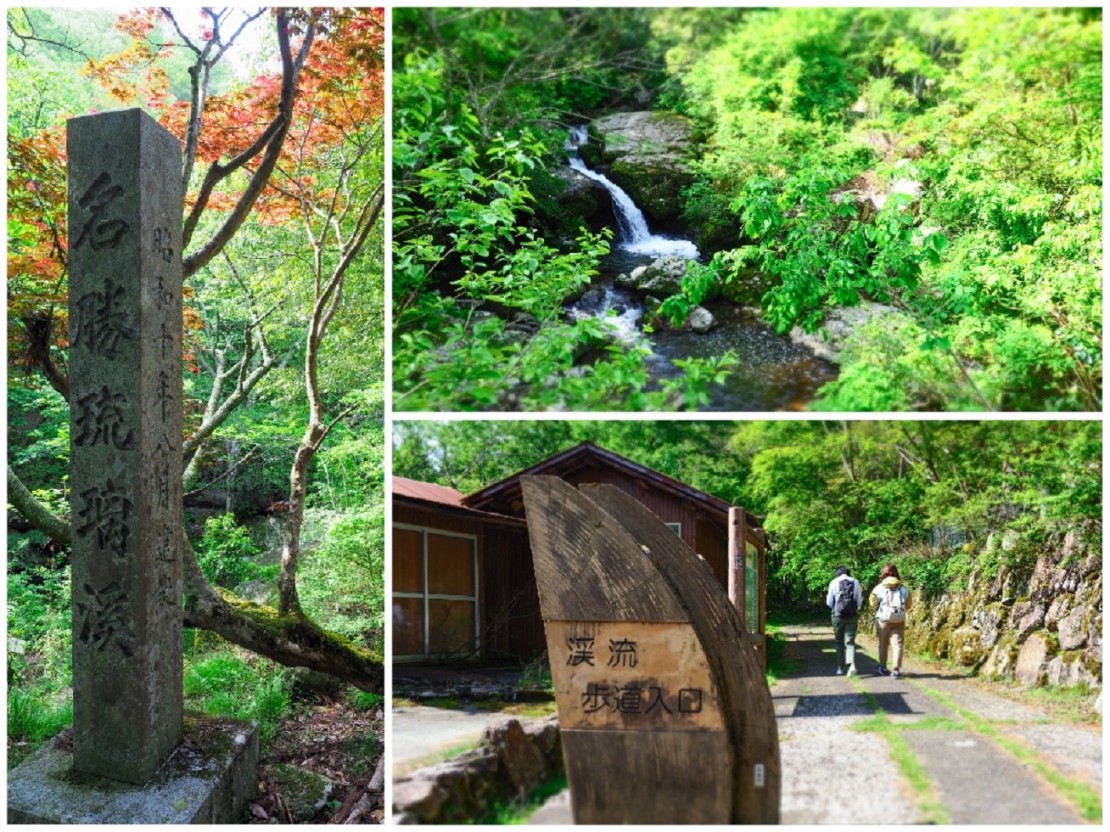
754, 763, 765, 788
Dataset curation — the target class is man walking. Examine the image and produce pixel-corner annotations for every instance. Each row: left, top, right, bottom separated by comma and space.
827, 566, 862, 676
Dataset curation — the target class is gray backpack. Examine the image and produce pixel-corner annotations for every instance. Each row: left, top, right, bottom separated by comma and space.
877, 585, 906, 624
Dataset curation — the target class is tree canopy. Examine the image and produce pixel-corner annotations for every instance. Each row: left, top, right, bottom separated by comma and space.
393, 419, 1101, 606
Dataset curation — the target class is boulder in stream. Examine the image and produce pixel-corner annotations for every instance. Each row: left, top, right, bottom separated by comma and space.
591, 111, 695, 223
551, 166, 615, 233
616, 255, 690, 297
686, 306, 716, 333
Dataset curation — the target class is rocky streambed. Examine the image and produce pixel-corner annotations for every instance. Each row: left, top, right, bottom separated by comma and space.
567, 251, 838, 410
558, 112, 840, 410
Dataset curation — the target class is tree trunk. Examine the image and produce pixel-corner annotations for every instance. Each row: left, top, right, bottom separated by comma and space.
7, 468, 71, 547
182, 530, 383, 693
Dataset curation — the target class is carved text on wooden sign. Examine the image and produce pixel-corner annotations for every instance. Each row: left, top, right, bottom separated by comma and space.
547, 620, 724, 732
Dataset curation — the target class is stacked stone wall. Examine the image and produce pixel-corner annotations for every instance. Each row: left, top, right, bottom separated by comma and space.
903, 525, 1101, 693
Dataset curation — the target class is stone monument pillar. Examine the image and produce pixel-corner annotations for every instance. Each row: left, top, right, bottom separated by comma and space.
67, 108, 184, 784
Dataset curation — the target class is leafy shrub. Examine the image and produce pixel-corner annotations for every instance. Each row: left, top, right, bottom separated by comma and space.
299, 509, 385, 652
195, 513, 268, 590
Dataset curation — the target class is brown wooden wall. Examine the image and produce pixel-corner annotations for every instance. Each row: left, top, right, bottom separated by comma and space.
395, 467, 736, 665
393, 503, 544, 662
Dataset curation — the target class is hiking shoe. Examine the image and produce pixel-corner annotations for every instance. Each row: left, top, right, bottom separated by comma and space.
836, 667, 844, 675
847, 666, 857, 677
876, 666, 890, 676
891, 669, 901, 679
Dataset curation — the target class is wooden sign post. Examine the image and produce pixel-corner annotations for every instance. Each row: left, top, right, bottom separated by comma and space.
521, 476, 780, 824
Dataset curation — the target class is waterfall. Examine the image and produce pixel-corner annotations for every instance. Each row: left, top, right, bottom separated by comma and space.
566, 126, 699, 260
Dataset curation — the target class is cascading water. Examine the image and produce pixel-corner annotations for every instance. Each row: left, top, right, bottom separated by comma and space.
565, 126, 699, 259
562, 122, 838, 409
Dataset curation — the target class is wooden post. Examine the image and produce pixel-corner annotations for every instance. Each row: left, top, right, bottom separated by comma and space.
727, 506, 746, 617
522, 476, 780, 824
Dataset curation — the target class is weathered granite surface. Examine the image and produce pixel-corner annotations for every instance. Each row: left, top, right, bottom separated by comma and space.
8, 716, 258, 824
67, 107, 185, 784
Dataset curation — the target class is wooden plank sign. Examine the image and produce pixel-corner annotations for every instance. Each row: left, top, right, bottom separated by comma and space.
521, 475, 780, 824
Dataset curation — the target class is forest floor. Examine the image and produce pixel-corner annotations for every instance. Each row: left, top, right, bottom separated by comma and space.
528, 621, 1101, 825
246, 693, 384, 824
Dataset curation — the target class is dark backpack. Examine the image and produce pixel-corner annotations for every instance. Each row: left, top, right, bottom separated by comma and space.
833, 577, 858, 618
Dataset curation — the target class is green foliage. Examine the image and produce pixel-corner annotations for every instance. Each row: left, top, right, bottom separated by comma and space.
350, 689, 384, 712
299, 510, 385, 653
395, 419, 1099, 611
7, 687, 72, 747
7, 385, 69, 490
675, 6, 1101, 411
183, 649, 294, 745
8, 565, 72, 689
196, 513, 271, 590
392, 12, 740, 411
733, 168, 946, 334
7, 563, 74, 761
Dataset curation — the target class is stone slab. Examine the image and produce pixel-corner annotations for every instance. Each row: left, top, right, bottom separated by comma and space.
8, 715, 258, 824
900, 729, 1082, 824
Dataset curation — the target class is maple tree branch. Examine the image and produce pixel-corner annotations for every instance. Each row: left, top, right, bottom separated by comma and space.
7, 9, 91, 60
182, 9, 315, 275
19, 312, 70, 399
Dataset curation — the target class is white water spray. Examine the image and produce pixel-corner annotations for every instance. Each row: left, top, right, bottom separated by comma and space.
566, 125, 699, 259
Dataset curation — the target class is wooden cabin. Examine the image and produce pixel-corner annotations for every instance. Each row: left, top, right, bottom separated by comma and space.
392, 442, 768, 665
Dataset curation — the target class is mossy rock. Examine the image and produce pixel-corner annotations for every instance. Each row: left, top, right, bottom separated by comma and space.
610, 156, 693, 222
719, 268, 775, 307
268, 763, 334, 823
951, 627, 986, 667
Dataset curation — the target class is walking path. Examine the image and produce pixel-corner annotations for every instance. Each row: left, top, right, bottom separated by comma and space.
529, 621, 1101, 824
772, 622, 1100, 824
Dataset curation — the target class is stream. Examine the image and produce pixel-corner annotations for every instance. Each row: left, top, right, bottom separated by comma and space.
563, 126, 837, 411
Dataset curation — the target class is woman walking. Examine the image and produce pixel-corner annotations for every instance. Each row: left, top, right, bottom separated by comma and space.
870, 563, 911, 678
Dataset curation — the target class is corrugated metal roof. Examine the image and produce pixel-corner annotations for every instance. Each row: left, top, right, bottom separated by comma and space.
392, 476, 464, 506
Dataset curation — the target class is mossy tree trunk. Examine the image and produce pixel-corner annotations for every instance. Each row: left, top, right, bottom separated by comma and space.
182, 532, 383, 692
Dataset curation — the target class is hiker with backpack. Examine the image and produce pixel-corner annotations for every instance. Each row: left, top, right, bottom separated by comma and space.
870, 563, 911, 678
826, 566, 862, 676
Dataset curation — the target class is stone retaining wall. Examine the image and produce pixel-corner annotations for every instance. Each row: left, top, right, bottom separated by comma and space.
904, 525, 1101, 692
392, 716, 562, 824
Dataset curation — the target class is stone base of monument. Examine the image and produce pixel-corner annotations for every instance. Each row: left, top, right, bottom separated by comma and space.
7, 714, 258, 824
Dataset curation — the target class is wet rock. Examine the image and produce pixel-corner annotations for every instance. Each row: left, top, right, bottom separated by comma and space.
591, 111, 695, 222
616, 255, 689, 297
788, 302, 899, 363
687, 306, 716, 333
551, 166, 614, 232
578, 289, 604, 311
